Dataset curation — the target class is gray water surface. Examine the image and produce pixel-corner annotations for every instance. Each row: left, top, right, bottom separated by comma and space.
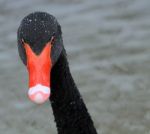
0, 0, 150, 134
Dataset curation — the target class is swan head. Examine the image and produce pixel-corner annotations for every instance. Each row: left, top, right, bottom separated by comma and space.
17, 12, 63, 104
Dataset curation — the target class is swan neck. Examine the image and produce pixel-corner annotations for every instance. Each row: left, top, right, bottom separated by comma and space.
50, 49, 97, 134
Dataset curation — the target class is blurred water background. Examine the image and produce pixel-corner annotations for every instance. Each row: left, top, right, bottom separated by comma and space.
0, 0, 150, 134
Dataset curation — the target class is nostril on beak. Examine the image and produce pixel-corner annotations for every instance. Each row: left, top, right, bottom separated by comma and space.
28, 84, 50, 104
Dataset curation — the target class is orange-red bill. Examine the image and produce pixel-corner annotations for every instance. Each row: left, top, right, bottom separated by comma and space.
24, 42, 52, 104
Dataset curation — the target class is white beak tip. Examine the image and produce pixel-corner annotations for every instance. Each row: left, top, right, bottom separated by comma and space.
28, 84, 50, 104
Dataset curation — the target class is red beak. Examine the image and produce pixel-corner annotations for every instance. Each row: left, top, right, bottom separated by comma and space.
24, 42, 52, 104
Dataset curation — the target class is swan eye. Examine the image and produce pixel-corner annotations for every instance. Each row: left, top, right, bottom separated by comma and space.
50, 36, 55, 46
21, 38, 25, 44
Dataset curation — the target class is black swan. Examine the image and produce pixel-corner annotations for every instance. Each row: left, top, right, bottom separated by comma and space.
17, 12, 98, 134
